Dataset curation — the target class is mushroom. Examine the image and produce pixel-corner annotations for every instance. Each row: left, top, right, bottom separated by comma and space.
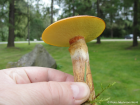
42, 15, 105, 105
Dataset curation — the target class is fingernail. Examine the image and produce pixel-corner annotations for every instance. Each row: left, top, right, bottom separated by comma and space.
71, 83, 90, 100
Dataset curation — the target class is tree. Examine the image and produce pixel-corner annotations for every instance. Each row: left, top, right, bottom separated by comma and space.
0, 0, 9, 41
51, 0, 54, 24
75, 0, 93, 15
132, 0, 138, 46
57, 0, 76, 18
72, 0, 75, 16
14, 0, 29, 41
6, 0, 29, 46
27, 0, 30, 45
7, 0, 15, 47
0, 0, 52, 44
58, 0, 95, 18
96, 0, 101, 44
28, 0, 51, 40
101, 0, 121, 38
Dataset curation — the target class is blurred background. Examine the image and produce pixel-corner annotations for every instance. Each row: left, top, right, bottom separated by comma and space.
0, 0, 140, 47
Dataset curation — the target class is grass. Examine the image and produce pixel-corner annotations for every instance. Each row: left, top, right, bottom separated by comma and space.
0, 41, 140, 105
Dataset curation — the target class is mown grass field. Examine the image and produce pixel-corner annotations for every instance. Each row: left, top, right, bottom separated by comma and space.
0, 41, 140, 105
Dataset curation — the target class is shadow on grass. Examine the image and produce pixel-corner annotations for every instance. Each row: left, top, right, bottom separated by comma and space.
125, 45, 140, 50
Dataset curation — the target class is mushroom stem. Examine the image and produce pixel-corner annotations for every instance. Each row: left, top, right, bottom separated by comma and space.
69, 36, 95, 105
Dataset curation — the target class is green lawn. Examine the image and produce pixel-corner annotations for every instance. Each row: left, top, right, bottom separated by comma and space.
0, 41, 140, 105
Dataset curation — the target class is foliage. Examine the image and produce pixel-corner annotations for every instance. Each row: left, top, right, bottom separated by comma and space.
57, 0, 140, 39
89, 82, 116, 104
0, 0, 9, 41
14, 0, 28, 39
0, 0, 52, 42
58, 0, 96, 18
29, 17, 45, 40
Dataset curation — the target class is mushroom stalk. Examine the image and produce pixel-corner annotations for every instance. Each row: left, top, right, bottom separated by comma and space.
69, 36, 95, 105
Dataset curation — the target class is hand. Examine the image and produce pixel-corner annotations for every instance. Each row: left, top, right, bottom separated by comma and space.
0, 67, 90, 105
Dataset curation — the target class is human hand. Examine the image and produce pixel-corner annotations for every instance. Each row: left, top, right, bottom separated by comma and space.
0, 67, 90, 105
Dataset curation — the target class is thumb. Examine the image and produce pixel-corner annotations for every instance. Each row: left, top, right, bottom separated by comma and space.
1, 82, 90, 105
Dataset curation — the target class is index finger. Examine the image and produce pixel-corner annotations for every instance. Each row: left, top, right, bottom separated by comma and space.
3, 67, 74, 84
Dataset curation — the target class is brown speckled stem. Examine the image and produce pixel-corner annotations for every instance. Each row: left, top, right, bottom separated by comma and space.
69, 36, 95, 105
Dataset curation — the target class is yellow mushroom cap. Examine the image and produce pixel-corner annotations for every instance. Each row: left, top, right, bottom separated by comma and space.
42, 15, 105, 47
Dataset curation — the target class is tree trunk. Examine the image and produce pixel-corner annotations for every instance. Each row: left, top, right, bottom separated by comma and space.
110, 0, 113, 39
2, 32, 4, 41
7, 0, 15, 47
27, 0, 30, 45
97, 36, 101, 44
133, 0, 138, 46
68, 0, 71, 17
72, 0, 75, 16
111, 28, 113, 38
51, 0, 54, 24
96, 0, 101, 44
110, 12, 113, 38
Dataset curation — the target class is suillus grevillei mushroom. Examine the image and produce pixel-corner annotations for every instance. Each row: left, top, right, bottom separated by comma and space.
42, 15, 105, 105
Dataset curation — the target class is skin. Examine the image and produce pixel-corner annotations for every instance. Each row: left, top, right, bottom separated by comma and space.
0, 67, 90, 105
